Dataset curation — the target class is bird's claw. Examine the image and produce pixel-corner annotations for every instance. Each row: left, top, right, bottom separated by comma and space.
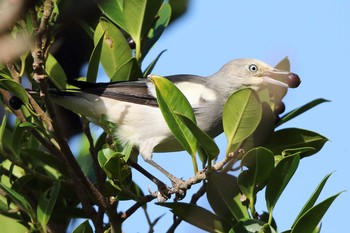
148, 178, 190, 202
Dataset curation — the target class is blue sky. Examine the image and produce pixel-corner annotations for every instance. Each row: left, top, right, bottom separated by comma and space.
108, 1, 350, 232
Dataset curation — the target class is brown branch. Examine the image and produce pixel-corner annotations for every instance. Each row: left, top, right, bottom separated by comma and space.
118, 195, 156, 223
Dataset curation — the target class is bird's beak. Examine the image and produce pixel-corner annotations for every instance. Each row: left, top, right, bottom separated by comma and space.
259, 69, 301, 88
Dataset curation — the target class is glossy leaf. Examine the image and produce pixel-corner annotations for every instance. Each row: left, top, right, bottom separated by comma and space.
157, 202, 231, 233
207, 172, 249, 222
0, 79, 28, 105
150, 76, 197, 157
266, 155, 300, 214
111, 57, 142, 81
45, 53, 67, 90
238, 148, 274, 210
0, 114, 7, 154
97, 0, 126, 31
276, 99, 330, 127
72, 220, 93, 233
175, 112, 219, 161
291, 192, 342, 233
265, 128, 328, 158
223, 89, 262, 155
37, 181, 60, 230
292, 173, 333, 227
123, 0, 163, 59
86, 29, 105, 83
94, 18, 133, 80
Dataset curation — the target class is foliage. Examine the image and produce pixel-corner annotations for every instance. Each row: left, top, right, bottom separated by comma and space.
0, 0, 339, 233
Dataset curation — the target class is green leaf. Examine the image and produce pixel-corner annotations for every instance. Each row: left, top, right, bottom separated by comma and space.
94, 18, 133, 80
72, 220, 93, 233
141, 2, 172, 60
111, 57, 142, 81
238, 148, 275, 211
45, 53, 67, 90
86, 29, 105, 83
143, 49, 167, 77
175, 112, 219, 162
232, 219, 276, 233
97, 0, 126, 31
223, 89, 262, 155
123, 0, 163, 59
0, 79, 28, 105
0, 113, 8, 154
266, 155, 300, 214
265, 128, 328, 158
0, 183, 35, 221
157, 202, 231, 233
276, 99, 329, 127
291, 192, 343, 233
37, 181, 60, 230
150, 76, 197, 157
292, 173, 333, 227
207, 173, 249, 222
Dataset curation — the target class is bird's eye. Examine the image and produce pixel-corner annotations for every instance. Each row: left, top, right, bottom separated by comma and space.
248, 64, 258, 73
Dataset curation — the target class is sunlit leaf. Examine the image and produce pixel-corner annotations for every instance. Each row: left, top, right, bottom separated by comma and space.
150, 76, 197, 158
223, 89, 262, 155
291, 192, 343, 233
265, 128, 328, 158
45, 53, 67, 90
97, 0, 126, 31
94, 18, 133, 80
292, 173, 333, 227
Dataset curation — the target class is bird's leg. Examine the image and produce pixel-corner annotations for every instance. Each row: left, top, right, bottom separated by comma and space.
127, 160, 171, 201
146, 159, 188, 200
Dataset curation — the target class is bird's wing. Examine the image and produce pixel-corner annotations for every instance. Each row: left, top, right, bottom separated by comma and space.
67, 75, 208, 107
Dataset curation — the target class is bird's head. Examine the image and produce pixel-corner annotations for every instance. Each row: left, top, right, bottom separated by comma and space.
209, 58, 300, 96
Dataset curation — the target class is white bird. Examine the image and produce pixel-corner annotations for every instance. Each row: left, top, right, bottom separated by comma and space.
50, 58, 300, 198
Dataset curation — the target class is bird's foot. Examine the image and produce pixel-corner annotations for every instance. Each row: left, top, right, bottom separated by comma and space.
148, 181, 171, 202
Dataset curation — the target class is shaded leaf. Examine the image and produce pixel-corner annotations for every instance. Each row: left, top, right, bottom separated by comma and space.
143, 49, 167, 77
37, 181, 60, 230
276, 99, 329, 127
72, 220, 93, 233
0, 79, 28, 105
266, 155, 300, 214
223, 89, 262, 154
265, 128, 328, 158
157, 202, 231, 233
86, 29, 105, 83
238, 148, 274, 210
141, 2, 172, 60
0, 183, 35, 220
207, 173, 249, 222
291, 192, 343, 233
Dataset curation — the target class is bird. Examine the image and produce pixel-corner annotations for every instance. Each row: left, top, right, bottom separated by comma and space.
49, 58, 300, 199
